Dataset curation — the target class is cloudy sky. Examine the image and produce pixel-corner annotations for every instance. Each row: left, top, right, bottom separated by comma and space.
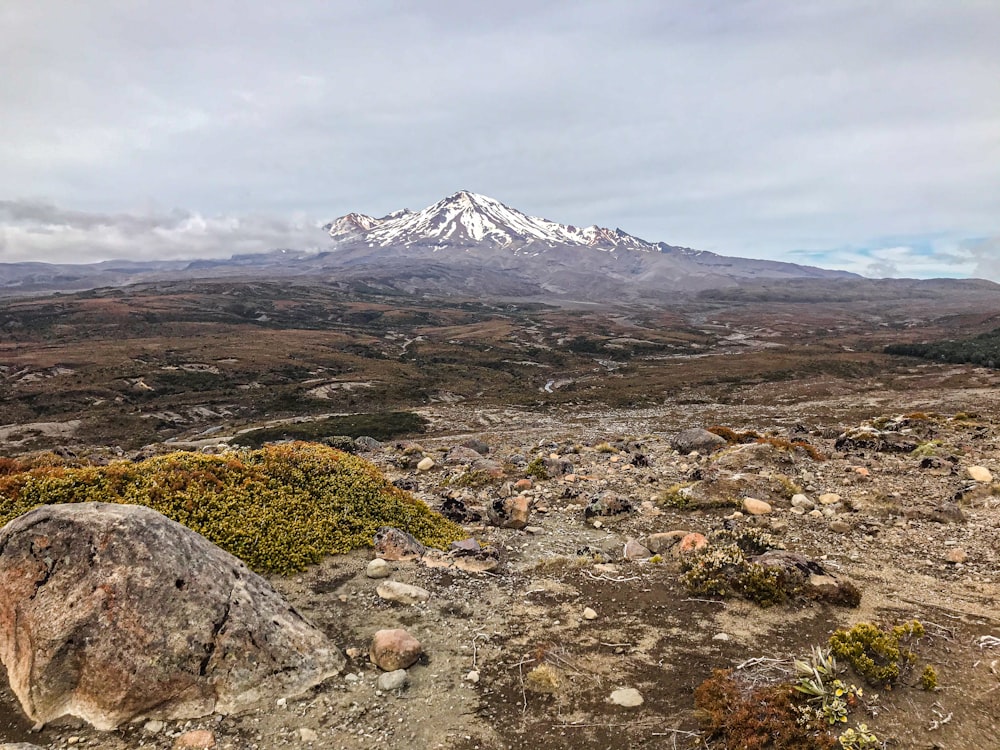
2, 1, 998, 279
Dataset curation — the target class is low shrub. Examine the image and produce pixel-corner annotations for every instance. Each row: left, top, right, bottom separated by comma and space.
0, 442, 464, 574
829, 621, 925, 687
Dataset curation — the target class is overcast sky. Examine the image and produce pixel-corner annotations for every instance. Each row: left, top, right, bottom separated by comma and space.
2, 1, 998, 280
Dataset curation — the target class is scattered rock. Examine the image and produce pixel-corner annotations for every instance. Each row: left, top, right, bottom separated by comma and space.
678, 532, 709, 555
645, 530, 688, 553
0, 504, 344, 731
487, 495, 531, 529
416, 457, 435, 472
585, 491, 633, 518
373, 527, 426, 561
366, 558, 393, 579
449, 538, 482, 555
144, 720, 166, 733
353, 436, 382, 452
818, 492, 841, 505
370, 629, 422, 671
609, 687, 644, 707
461, 438, 491, 455
445, 446, 483, 464
376, 669, 410, 691
513, 478, 533, 491
376, 581, 431, 605
298, 727, 319, 743
671, 428, 726, 455
829, 519, 852, 533
583, 607, 598, 620
967, 465, 993, 483
945, 547, 968, 564
623, 538, 651, 560
465, 669, 481, 683
791, 493, 815, 510
742, 497, 772, 515
173, 730, 216, 749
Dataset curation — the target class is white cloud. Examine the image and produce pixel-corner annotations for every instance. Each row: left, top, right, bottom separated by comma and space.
0, 201, 320, 264
0, 1, 996, 269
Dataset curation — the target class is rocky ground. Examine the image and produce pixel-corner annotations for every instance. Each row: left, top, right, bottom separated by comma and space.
1, 384, 999, 750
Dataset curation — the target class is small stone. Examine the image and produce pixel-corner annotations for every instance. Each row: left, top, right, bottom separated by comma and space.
513, 478, 533, 491
678, 532, 708, 555
67, 739, 79, 746
373, 527, 426, 561
173, 730, 216, 749
144, 720, 165, 733
645, 530, 688, 553
523, 525, 544, 535
366, 558, 393, 579
742, 497, 772, 515
376, 581, 430, 605
583, 607, 598, 620
818, 492, 841, 505
790, 506, 806, 515
486, 495, 531, 530
945, 547, 967, 564
712, 633, 731, 642
592, 520, 603, 529
967, 466, 993, 483
829, 520, 852, 533
416, 457, 435, 472
852, 466, 870, 477
791, 493, 815, 510
275, 697, 287, 707
609, 687, 644, 707
808, 509, 824, 518
298, 728, 319, 743
370, 629, 422, 671
623, 538, 651, 560
465, 669, 481, 683
376, 669, 410, 691
725, 511, 744, 521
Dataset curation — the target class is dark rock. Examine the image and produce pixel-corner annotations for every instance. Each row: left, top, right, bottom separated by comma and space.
671, 428, 726, 455
486, 496, 530, 530
584, 491, 633, 518
630, 453, 650, 468
322, 435, 357, 452
449, 538, 482, 555
834, 429, 917, 454
392, 477, 419, 491
0, 503, 344, 731
353, 436, 382, 451
461, 438, 490, 455
440, 496, 481, 523
543, 457, 574, 476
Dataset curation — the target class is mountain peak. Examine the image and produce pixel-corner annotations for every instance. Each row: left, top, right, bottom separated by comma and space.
325, 191, 658, 253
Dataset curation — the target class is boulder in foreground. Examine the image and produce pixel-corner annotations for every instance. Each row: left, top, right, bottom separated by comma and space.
0, 503, 345, 730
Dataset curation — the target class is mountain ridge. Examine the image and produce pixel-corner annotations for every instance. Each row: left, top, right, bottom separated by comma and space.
0, 190, 944, 300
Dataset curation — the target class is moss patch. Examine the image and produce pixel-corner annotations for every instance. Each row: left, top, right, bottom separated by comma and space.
0, 442, 464, 574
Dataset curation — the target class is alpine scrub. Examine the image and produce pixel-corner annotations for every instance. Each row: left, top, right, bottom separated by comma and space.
0, 442, 465, 574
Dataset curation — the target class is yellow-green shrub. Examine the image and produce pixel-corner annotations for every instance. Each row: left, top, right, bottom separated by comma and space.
0, 442, 464, 575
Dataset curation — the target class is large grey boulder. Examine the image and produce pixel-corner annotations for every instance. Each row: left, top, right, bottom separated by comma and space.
670, 428, 726, 455
0, 503, 344, 731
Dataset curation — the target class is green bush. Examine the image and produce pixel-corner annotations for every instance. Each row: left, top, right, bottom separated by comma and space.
0, 442, 463, 575
829, 621, 924, 687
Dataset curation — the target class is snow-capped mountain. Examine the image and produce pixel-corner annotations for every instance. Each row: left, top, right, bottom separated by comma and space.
326, 190, 656, 253
0, 191, 861, 299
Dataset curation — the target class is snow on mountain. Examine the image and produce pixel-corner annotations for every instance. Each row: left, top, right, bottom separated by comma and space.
325, 191, 657, 253
322, 212, 381, 241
